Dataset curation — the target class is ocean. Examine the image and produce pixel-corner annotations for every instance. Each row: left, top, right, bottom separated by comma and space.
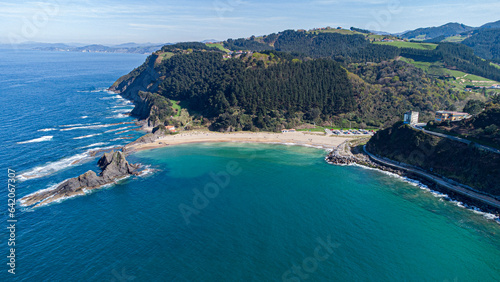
1, 49, 499, 281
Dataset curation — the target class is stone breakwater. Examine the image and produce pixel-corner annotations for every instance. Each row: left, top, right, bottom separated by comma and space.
20, 151, 139, 207
325, 142, 404, 175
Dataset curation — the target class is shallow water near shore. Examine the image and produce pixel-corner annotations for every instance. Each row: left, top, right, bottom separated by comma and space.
1, 50, 500, 281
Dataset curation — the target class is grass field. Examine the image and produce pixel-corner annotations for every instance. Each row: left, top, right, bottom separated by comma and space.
171, 100, 182, 117
442, 35, 467, 43
158, 52, 175, 61
373, 41, 437, 50
206, 43, 230, 53
400, 57, 500, 91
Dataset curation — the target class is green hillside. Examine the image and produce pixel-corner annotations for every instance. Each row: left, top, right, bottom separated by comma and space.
367, 122, 500, 196
373, 41, 437, 50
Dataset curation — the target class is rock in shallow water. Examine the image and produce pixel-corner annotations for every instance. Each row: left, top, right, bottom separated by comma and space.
21, 151, 139, 207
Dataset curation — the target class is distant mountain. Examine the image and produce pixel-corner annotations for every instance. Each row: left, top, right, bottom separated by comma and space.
462, 29, 500, 64
0, 42, 73, 50
0, 41, 167, 54
201, 39, 220, 43
479, 20, 500, 30
401, 22, 474, 40
111, 42, 164, 48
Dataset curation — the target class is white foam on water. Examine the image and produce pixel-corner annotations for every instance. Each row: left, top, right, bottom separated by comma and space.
59, 122, 101, 128
37, 128, 57, 132
60, 124, 116, 131
17, 152, 90, 181
114, 129, 132, 134
354, 163, 500, 224
104, 126, 131, 133
17, 136, 53, 144
110, 137, 132, 141
112, 109, 131, 113
77, 142, 110, 149
106, 114, 128, 119
73, 133, 102, 139
81, 116, 88, 119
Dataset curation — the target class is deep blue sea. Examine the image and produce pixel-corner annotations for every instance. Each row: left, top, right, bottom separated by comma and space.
1, 49, 500, 281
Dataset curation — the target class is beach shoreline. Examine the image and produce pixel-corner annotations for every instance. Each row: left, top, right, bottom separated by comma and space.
124, 130, 354, 153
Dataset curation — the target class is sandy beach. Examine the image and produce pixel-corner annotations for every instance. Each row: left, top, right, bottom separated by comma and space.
126, 130, 355, 152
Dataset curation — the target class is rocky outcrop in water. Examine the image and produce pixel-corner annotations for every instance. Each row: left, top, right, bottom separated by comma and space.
20, 151, 139, 207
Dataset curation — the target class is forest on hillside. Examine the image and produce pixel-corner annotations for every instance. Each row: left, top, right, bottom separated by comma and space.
154, 50, 355, 131
462, 29, 500, 64
367, 122, 500, 196
113, 41, 470, 131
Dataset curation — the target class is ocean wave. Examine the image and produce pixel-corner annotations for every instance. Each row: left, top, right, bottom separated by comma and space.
112, 109, 131, 113
100, 95, 125, 100
110, 136, 134, 141
137, 165, 156, 177
77, 88, 107, 93
59, 122, 101, 128
38, 128, 57, 132
19, 181, 65, 204
88, 145, 123, 152
17, 136, 53, 144
77, 142, 110, 149
73, 133, 102, 139
114, 129, 133, 134
17, 152, 90, 181
106, 113, 129, 119
81, 116, 88, 119
104, 126, 132, 133
112, 103, 134, 108
61, 124, 117, 131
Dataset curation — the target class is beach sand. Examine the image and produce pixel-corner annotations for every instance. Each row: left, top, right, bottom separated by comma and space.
126, 131, 356, 152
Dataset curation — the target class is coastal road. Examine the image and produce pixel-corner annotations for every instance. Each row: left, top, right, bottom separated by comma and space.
363, 146, 500, 211
413, 126, 500, 155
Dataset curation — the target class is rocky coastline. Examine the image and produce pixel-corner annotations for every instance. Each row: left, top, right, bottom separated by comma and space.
20, 151, 140, 208
326, 140, 500, 216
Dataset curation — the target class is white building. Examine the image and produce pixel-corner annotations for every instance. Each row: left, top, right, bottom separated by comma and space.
403, 111, 419, 125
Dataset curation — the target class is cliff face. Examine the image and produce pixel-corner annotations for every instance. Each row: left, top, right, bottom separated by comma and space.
108, 54, 162, 123
367, 122, 500, 196
20, 151, 139, 207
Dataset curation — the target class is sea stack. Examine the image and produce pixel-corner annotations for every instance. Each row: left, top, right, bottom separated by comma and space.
20, 151, 139, 207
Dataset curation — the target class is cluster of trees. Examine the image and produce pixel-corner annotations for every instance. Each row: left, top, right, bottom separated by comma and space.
160, 42, 218, 52
350, 27, 371, 34
273, 30, 400, 63
463, 99, 486, 115
399, 43, 500, 81
462, 29, 500, 64
348, 60, 466, 126
224, 38, 273, 51
428, 101, 500, 148
217, 30, 400, 63
367, 122, 500, 196
153, 51, 354, 131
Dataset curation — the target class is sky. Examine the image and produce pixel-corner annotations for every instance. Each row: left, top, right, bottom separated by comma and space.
1, 0, 499, 45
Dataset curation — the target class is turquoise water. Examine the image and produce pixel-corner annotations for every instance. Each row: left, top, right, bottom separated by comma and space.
1, 50, 500, 281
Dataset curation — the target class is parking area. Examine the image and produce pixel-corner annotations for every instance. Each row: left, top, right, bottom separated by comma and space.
324, 128, 375, 136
